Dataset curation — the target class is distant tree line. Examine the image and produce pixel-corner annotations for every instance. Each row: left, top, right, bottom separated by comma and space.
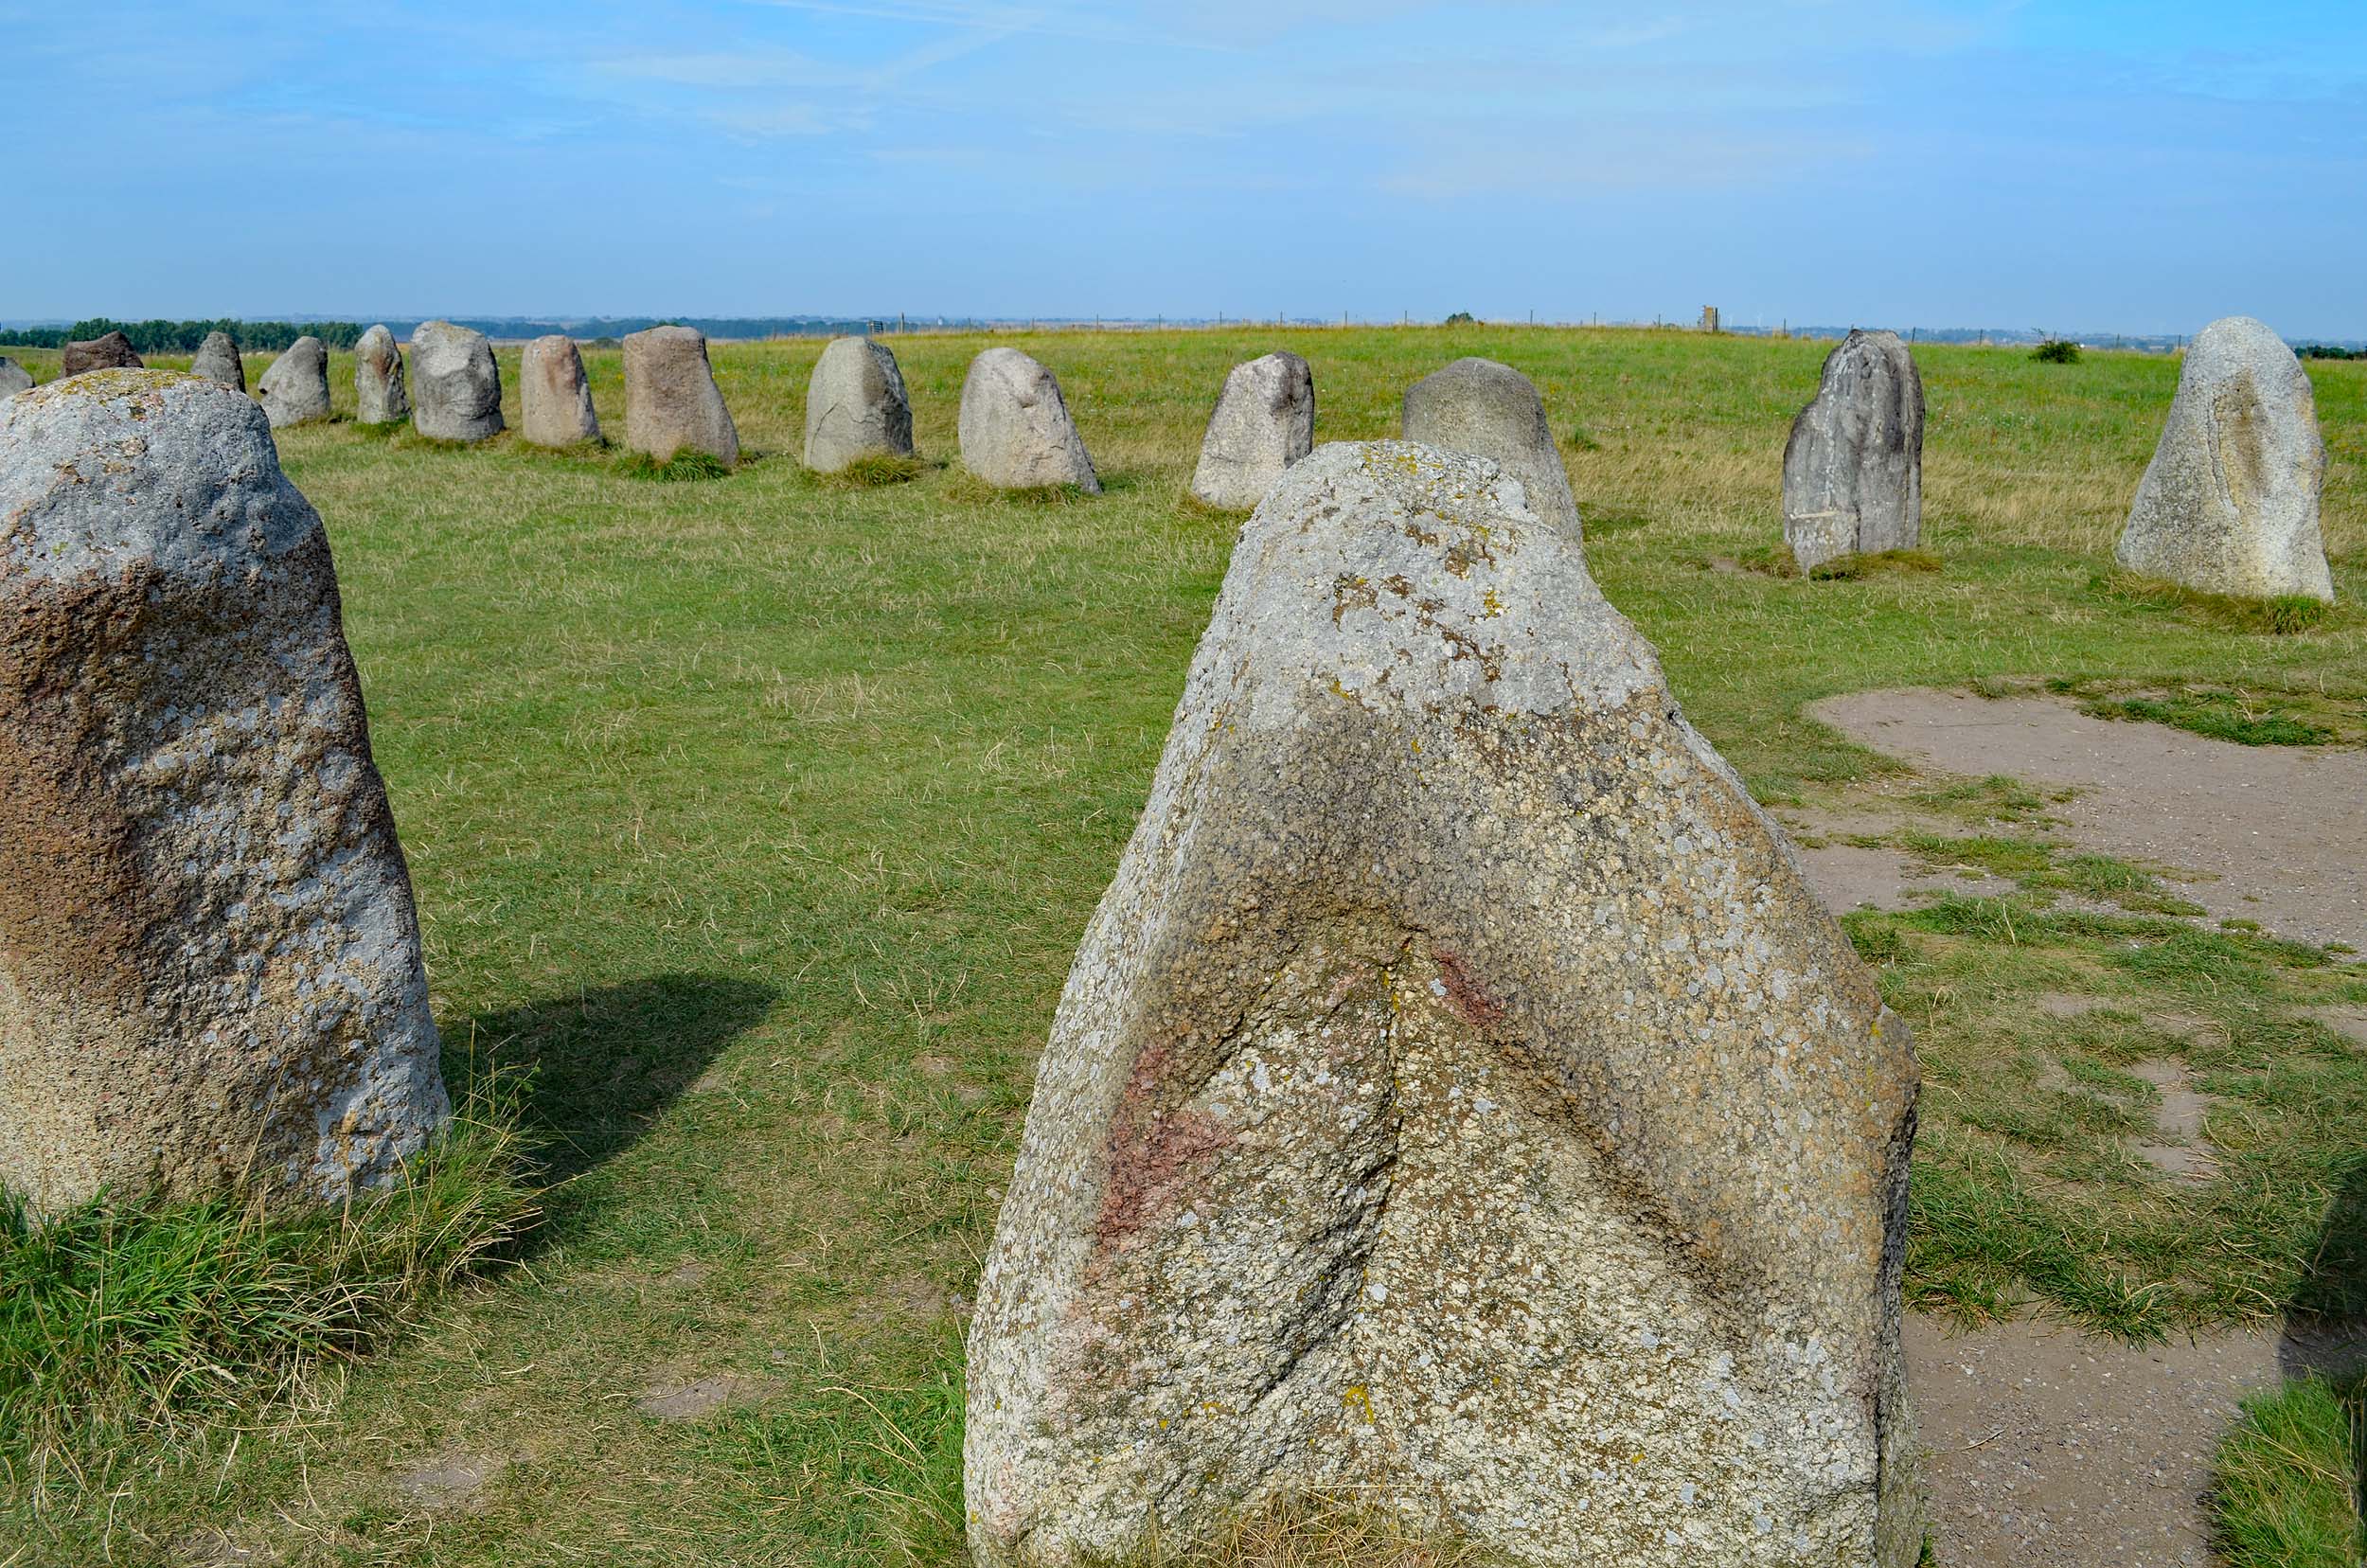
2299, 345, 2364, 361
0, 319, 365, 352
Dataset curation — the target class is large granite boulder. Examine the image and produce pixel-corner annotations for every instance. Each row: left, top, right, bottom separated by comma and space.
803, 335, 914, 472
189, 330, 246, 391
0, 357, 30, 401
1782, 330, 1924, 572
0, 371, 449, 1213
2116, 316, 2332, 602
520, 334, 600, 447
409, 320, 503, 442
623, 326, 739, 467
61, 330, 142, 377
958, 347, 1099, 492
1401, 357, 1579, 536
967, 440, 1921, 1568
256, 335, 331, 428
1189, 350, 1314, 509
355, 325, 410, 426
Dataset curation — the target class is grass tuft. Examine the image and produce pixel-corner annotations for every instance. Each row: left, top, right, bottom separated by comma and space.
620, 448, 736, 482
1083, 1496, 1504, 1568
2094, 570, 2337, 635
810, 453, 929, 489
2210, 1373, 2365, 1568
2080, 687, 2335, 747
1807, 547, 1945, 580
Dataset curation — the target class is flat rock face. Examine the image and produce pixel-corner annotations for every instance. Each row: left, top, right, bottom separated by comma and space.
1400, 357, 1580, 536
623, 326, 739, 467
189, 330, 246, 391
409, 321, 504, 442
0, 357, 29, 401
1189, 350, 1314, 509
61, 330, 142, 377
355, 325, 410, 425
2116, 315, 2331, 602
256, 335, 331, 428
966, 440, 1921, 1568
520, 334, 600, 447
0, 371, 448, 1213
957, 347, 1099, 492
803, 335, 914, 472
1782, 330, 1923, 572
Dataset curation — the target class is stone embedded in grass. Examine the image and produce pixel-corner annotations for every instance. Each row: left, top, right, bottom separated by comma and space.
957, 347, 1099, 493
189, 330, 245, 391
0, 370, 448, 1214
0, 356, 29, 401
624, 325, 739, 469
1782, 329, 1924, 573
355, 324, 411, 425
2116, 315, 2332, 603
1189, 350, 1315, 509
1400, 356, 1580, 537
410, 320, 504, 442
966, 439, 1923, 1568
803, 334, 914, 473
256, 335, 331, 428
60, 330, 141, 377
520, 333, 601, 448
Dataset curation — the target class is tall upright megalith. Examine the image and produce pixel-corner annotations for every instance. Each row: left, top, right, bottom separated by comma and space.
355, 325, 410, 426
967, 440, 1921, 1568
958, 347, 1099, 492
1782, 330, 1924, 572
256, 335, 332, 428
1189, 350, 1313, 509
521, 333, 601, 447
189, 330, 246, 391
803, 335, 914, 472
1401, 357, 1580, 536
410, 320, 504, 442
0, 371, 449, 1213
624, 325, 739, 468
2116, 315, 2332, 602
61, 330, 142, 377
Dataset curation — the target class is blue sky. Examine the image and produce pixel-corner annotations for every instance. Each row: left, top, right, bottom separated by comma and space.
8, 1, 2365, 334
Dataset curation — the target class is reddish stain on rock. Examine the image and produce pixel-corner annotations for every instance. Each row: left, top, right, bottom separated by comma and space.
1431, 945, 1505, 1027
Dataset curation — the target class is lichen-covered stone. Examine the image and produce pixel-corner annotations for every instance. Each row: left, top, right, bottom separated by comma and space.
2115, 315, 2331, 602
1400, 358, 1579, 536
520, 334, 600, 447
189, 330, 246, 391
355, 325, 410, 426
958, 347, 1099, 492
1190, 351, 1313, 509
803, 335, 914, 472
0, 357, 29, 401
967, 440, 1921, 1568
0, 371, 448, 1214
409, 320, 503, 442
1782, 330, 1924, 572
256, 335, 331, 428
623, 325, 738, 467
61, 330, 142, 377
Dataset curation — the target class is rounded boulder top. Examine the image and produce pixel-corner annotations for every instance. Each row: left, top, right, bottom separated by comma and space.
1400, 356, 1581, 537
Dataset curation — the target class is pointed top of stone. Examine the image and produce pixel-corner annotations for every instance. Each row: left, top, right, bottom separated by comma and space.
0, 357, 30, 401
256, 336, 331, 428
1401, 356, 1581, 537
355, 325, 410, 425
1189, 350, 1314, 510
520, 334, 601, 448
958, 347, 1100, 493
189, 330, 245, 391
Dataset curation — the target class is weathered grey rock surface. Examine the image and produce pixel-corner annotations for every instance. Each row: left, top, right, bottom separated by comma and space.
1189, 350, 1313, 509
1400, 357, 1579, 536
189, 330, 246, 391
409, 320, 503, 442
0, 371, 448, 1213
966, 440, 1922, 1568
1782, 330, 1924, 572
61, 330, 142, 377
0, 357, 30, 401
803, 335, 914, 472
520, 334, 600, 447
623, 326, 738, 467
355, 325, 410, 425
2116, 315, 2332, 602
256, 335, 331, 428
958, 347, 1099, 492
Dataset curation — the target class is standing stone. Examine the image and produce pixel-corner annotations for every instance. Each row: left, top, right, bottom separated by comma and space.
255, 335, 331, 428
520, 334, 600, 448
2115, 315, 2332, 602
1401, 358, 1580, 536
61, 330, 142, 377
958, 347, 1099, 493
802, 335, 914, 472
1782, 330, 1924, 572
409, 320, 503, 442
0, 357, 30, 401
355, 325, 410, 426
1189, 351, 1314, 509
967, 440, 1920, 1568
623, 325, 739, 468
189, 330, 246, 391
0, 370, 449, 1214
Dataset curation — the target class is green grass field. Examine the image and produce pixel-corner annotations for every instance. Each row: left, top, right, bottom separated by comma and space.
3, 326, 2365, 1564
